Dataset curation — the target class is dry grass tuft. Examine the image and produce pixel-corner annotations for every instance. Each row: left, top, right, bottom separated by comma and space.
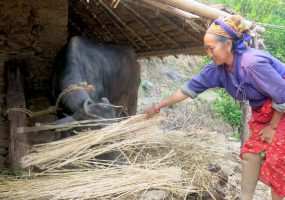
21, 114, 164, 170
0, 165, 189, 200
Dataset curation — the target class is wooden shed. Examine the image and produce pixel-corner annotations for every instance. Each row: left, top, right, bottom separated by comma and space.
0, 0, 247, 169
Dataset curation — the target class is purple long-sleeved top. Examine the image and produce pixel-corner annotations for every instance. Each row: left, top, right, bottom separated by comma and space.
182, 48, 285, 108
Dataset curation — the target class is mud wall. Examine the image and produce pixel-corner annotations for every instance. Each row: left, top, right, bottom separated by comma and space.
0, 0, 68, 167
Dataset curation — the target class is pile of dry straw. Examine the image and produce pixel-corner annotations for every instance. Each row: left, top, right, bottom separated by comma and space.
0, 114, 239, 199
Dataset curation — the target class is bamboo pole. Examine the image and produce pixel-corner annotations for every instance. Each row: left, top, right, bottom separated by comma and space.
161, 0, 262, 33
17, 117, 127, 134
161, 0, 229, 20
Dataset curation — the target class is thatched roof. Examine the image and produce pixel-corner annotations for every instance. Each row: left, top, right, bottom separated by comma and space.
68, 0, 229, 57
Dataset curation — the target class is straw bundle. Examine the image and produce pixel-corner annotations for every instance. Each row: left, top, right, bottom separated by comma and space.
21, 114, 165, 170
1, 114, 241, 199
0, 165, 191, 200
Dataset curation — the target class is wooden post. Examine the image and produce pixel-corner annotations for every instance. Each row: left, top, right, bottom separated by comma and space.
5, 59, 28, 170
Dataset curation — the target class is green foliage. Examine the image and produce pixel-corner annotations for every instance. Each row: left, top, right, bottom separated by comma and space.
234, 132, 241, 142
213, 89, 243, 131
202, 0, 285, 62
264, 29, 285, 62
196, 56, 212, 75
140, 79, 148, 92
195, 66, 204, 75
203, 56, 212, 65
0, 170, 29, 180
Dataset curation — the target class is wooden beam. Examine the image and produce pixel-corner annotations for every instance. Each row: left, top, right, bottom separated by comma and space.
160, 13, 202, 44
95, 1, 142, 50
137, 46, 206, 58
122, 2, 166, 48
185, 18, 207, 33
98, 0, 152, 49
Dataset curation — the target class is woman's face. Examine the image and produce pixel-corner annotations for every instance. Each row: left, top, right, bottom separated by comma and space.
204, 33, 232, 65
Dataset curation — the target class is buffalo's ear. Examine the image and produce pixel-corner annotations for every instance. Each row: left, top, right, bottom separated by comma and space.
100, 97, 110, 104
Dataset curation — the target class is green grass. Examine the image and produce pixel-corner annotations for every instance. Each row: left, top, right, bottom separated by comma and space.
0, 169, 30, 180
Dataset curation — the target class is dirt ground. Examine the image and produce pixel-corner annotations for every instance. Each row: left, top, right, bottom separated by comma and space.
137, 55, 271, 200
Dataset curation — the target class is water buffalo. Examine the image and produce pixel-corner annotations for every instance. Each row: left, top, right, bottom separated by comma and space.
52, 36, 140, 124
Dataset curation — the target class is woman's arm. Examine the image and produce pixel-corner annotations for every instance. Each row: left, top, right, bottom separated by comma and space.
261, 110, 284, 144
155, 89, 189, 110
144, 62, 221, 118
144, 89, 189, 118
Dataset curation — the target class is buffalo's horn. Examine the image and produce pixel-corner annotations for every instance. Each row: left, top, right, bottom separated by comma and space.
101, 97, 110, 104
83, 99, 103, 119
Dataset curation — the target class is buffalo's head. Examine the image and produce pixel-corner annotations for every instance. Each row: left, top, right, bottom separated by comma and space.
52, 97, 116, 124
81, 98, 116, 120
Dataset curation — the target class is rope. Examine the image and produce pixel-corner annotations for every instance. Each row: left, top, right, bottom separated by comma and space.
6, 82, 95, 118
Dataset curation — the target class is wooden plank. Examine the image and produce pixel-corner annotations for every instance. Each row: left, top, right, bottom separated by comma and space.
137, 46, 205, 58
0, 139, 8, 148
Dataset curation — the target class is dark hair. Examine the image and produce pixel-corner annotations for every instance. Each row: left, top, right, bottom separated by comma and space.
214, 35, 237, 53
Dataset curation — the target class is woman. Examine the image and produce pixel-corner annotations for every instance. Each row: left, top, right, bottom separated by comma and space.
144, 15, 285, 200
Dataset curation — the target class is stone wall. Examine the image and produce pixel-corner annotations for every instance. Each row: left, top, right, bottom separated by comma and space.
0, 0, 68, 167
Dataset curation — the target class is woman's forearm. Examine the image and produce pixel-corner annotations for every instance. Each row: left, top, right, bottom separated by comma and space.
155, 89, 190, 110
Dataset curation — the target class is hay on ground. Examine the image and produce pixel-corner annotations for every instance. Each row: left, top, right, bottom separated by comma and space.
1, 114, 240, 199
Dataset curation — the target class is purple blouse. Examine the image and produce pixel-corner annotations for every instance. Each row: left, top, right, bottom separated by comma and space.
183, 48, 285, 108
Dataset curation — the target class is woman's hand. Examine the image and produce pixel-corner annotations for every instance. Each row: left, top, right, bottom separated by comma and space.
259, 124, 276, 144
143, 89, 189, 119
143, 104, 160, 119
